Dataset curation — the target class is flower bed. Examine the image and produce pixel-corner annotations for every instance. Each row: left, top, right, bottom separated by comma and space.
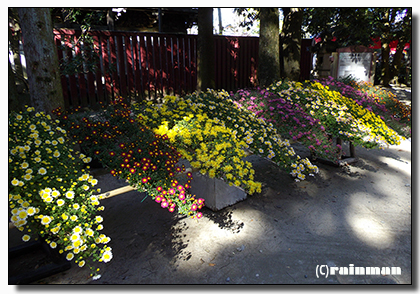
54, 100, 205, 219
231, 87, 342, 163
316, 76, 411, 138
266, 80, 404, 150
133, 90, 319, 183
309, 81, 404, 147
345, 79, 411, 138
9, 107, 112, 279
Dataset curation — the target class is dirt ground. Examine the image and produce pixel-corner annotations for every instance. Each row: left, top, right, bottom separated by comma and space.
9, 86, 412, 285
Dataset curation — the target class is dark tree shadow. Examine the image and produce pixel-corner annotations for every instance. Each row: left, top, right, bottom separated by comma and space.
203, 207, 244, 234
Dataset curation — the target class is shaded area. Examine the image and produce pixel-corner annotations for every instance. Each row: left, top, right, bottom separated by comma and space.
10, 138, 411, 285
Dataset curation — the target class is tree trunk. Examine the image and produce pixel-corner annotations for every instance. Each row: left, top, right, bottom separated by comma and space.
390, 41, 405, 83
17, 8, 65, 113
281, 8, 303, 81
218, 8, 223, 35
381, 41, 391, 86
9, 11, 25, 82
9, 59, 20, 113
258, 8, 280, 87
380, 8, 396, 86
197, 8, 215, 91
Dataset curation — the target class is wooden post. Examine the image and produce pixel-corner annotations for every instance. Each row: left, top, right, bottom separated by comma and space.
97, 185, 136, 200
336, 137, 342, 158
349, 141, 356, 158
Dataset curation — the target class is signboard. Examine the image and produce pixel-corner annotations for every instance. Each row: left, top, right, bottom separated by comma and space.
337, 52, 372, 82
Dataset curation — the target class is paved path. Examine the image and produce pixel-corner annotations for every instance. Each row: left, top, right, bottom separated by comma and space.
24, 137, 411, 284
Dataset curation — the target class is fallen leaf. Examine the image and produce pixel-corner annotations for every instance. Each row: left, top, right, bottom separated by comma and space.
209, 263, 216, 267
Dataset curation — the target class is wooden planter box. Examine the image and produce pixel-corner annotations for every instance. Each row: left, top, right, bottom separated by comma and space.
176, 159, 247, 211
188, 171, 247, 211
8, 238, 71, 284
310, 138, 358, 166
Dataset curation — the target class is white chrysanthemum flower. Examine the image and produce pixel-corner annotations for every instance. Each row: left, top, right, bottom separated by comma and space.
41, 215, 52, 225
101, 250, 113, 263
73, 226, 83, 234
57, 199, 65, 206
27, 207, 36, 216
66, 252, 74, 261
65, 191, 75, 199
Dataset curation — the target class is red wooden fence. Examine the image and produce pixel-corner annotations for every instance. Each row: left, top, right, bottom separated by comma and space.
53, 29, 311, 109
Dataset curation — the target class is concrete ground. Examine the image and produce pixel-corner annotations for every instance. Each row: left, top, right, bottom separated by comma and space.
13, 137, 410, 285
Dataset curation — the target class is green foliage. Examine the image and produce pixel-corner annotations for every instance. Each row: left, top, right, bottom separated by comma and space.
303, 8, 374, 49
234, 8, 260, 31
55, 9, 108, 76
58, 37, 100, 76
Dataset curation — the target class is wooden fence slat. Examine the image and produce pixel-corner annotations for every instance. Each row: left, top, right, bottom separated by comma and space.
240, 38, 247, 89
154, 36, 161, 98
115, 34, 127, 98
185, 36, 193, 93
164, 36, 171, 95
176, 37, 182, 95
109, 34, 119, 99
169, 37, 175, 95
181, 37, 187, 94
101, 34, 111, 104
87, 71, 96, 108
125, 34, 135, 98
66, 34, 79, 108
190, 37, 197, 92
157, 36, 164, 97
214, 37, 221, 90
238, 38, 244, 89
73, 31, 88, 108
152, 35, 161, 98
139, 35, 148, 100
92, 34, 105, 106
131, 35, 141, 102
145, 35, 153, 99
148, 35, 155, 99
